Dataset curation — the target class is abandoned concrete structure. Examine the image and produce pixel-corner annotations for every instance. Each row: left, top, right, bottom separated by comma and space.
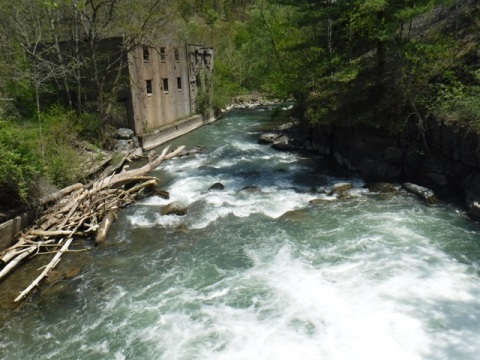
118, 43, 214, 150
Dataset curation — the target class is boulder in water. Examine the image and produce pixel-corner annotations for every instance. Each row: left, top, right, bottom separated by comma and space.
363, 182, 398, 193
208, 182, 225, 191
272, 135, 302, 151
328, 182, 353, 196
179, 145, 204, 157
258, 132, 282, 144
161, 202, 188, 216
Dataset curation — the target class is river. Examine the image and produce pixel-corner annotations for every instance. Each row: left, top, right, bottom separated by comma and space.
1, 108, 480, 359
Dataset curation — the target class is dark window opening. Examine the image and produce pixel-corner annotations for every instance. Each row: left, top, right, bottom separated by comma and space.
160, 47, 166, 62
143, 46, 149, 61
196, 75, 201, 88
163, 78, 169, 92
174, 48, 180, 62
177, 77, 182, 90
146, 80, 152, 94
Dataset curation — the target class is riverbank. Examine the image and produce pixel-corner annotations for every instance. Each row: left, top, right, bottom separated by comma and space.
259, 115, 480, 221
2, 108, 480, 359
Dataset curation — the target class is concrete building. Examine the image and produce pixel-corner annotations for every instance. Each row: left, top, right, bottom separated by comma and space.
119, 43, 214, 150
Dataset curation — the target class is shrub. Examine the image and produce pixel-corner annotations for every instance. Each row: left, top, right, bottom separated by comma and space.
0, 120, 41, 202
435, 84, 480, 131
40, 107, 83, 187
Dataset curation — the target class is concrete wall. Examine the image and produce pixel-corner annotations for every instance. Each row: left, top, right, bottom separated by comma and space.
128, 44, 192, 136
139, 114, 217, 151
0, 213, 30, 251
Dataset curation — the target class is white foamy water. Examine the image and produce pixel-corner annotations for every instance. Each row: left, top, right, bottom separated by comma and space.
1, 109, 480, 360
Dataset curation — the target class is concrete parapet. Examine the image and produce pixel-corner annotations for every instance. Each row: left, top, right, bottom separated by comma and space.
139, 114, 217, 151
0, 213, 31, 251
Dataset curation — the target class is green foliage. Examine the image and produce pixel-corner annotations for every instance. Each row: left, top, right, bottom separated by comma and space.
0, 119, 41, 202
40, 107, 83, 187
434, 83, 480, 130
0, 106, 89, 204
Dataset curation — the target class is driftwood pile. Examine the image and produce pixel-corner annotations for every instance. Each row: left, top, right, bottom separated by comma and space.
0, 145, 184, 303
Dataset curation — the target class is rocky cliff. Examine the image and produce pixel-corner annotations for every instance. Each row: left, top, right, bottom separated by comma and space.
274, 118, 480, 220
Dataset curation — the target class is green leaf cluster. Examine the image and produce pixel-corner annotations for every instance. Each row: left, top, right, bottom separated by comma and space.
0, 120, 41, 202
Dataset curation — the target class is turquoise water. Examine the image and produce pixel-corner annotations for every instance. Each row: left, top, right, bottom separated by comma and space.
1, 109, 480, 359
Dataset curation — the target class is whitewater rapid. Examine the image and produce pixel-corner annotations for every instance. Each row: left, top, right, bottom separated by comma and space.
1, 109, 480, 360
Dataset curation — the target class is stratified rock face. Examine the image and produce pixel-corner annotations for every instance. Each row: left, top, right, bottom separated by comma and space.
208, 183, 225, 191
160, 202, 188, 216
298, 118, 480, 219
272, 135, 303, 151
466, 173, 480, 219
402, 183, 439, 205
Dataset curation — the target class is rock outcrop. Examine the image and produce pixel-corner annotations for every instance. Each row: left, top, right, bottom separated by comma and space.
262, 117, 480, 220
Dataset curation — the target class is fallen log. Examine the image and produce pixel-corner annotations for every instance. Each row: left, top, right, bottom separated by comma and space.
0, 145, 185, 302
30, 229, 79, 237
14, 237, 74, 303
402, 183, 439, 205
39, 183, 84, 206
91, 145, 184, 192
0, 247, 37, 281
95, 211, 116, 246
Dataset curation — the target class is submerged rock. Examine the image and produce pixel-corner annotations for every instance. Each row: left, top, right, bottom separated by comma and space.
402, 182, 439, 204
46, 267, 81, 284
161, 202, 188, 216
328, 182, 353, 196
309, 198, 333, 206
64, 267, 81, 279
156, 189, 170, 199
175, 224, 189, 234
279, 209, 308, 221
179, 145, 204, 157
240, 185, 262, 194
208, 182, 225, 191
363, 182, 398, 193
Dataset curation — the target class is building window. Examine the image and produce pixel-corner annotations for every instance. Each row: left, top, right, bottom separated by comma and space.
174, 48, 180, 62
177, 77, 182, 90
160, 47, 166, 62
196, 75, 201, 88
163, 78, 169, 92
143, 46, 149, 61
146, 80, 153, 95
